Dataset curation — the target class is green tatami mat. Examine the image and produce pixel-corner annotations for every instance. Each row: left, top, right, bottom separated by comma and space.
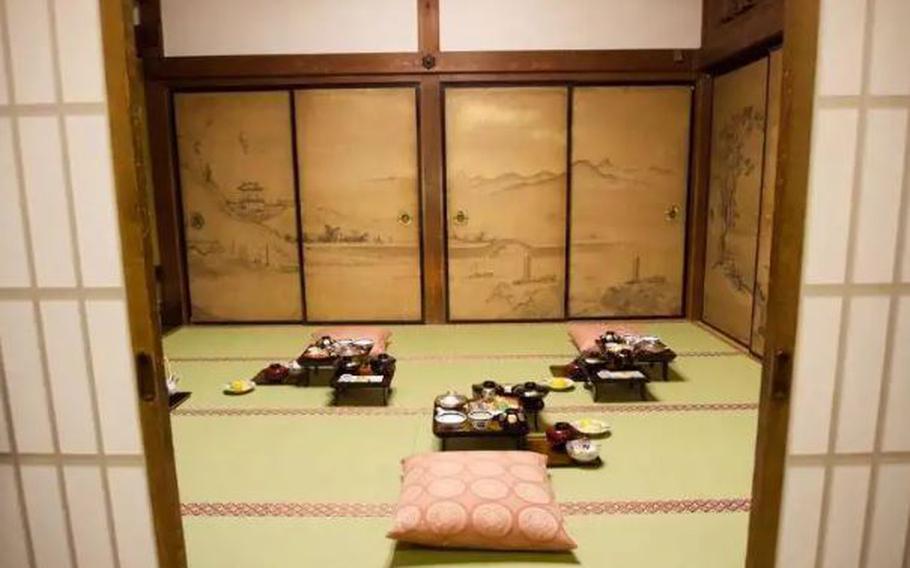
163, 321, 741, 360
167, 322, 757, 568
183, 514, 748, 568
172, 411, 755, 503
169, 351, 759, 410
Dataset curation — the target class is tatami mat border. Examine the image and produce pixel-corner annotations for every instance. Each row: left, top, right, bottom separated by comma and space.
172, 402, 759, 417
180, 498, 751, 518
166, 350, 743, 363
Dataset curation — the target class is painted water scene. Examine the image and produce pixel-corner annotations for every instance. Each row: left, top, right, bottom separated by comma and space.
445, 87, 568, 320
569, 87, 692, 317
703, 58, 768, 343
296, 88, 422, 321
175, 91, 302, 322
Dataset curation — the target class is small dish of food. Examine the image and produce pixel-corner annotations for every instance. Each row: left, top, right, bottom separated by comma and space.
570, 418, 611, 437
547, 377, 575, 391
468, 409, 493, 430
566, 438, 601, 463
352, 338, 375, 354
435, 411, 467, 426
223, 379, 255, 395
302, 345, 331, 359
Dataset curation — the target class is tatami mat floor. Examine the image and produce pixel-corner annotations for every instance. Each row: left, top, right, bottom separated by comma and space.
165, 321, 760, 568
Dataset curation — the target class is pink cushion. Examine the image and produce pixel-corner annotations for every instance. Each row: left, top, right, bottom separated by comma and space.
568, 322, 639, 352
311, 326, 391, 355
387, 451, 576, 551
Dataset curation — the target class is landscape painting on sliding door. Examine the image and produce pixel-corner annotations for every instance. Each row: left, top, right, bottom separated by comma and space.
751, 50, 783, 355
703, 58, 768, 344
175, 91, 302, 322
569, 86, 692, 317
445, 87, 568, 320
295, 88, 422, 321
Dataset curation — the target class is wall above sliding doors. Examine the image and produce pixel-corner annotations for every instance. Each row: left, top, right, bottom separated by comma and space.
160, 0, 418, 56
295, 88, 422, 322
175, 91, 302, 322
445, 87, 569, 321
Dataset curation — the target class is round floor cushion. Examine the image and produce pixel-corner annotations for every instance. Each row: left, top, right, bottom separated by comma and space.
387, 451, 576, 551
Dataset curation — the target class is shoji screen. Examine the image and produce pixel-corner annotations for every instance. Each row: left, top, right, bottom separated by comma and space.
569, 86, 692, 317
445, 87, 568, 321
777, 0, 910, 563
295, 88, 422, 321
702, 58, 769, 344
1, 0, 159, 565
174, 92, 302, 322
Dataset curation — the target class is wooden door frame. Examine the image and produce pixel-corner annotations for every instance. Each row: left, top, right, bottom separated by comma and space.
113, 1, 820, 566
746, 0, 820, 564
101, 0, 186, 566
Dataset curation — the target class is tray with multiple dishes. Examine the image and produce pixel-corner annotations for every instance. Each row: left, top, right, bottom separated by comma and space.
432, 392, 529, 438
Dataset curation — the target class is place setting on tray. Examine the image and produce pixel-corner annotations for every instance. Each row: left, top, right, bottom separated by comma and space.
238, 334, 397, 405
562, 329, 677, 402
432, 386, 530, 451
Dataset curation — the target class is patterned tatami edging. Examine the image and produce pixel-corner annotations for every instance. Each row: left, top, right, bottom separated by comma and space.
172, 402, 759, 417
180, 498, 751, 518
166, 350, 742, 363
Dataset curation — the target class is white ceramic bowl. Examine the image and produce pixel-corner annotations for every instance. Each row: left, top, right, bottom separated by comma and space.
468, 410, 493, 430
566, 438, 600, 463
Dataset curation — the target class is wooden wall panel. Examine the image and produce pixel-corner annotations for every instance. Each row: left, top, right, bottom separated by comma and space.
703, 58, 768, 343
699, 0, 783, 69
569, 86, 692, 317
295, 88, 422, 321
445, 87, 568, 320
751, 49, 782, 354
174, 91, 302, 322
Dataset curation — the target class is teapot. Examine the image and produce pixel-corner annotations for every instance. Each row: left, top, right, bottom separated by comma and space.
435, 390, 468, 411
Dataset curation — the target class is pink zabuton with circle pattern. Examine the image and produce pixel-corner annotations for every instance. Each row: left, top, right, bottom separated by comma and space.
387, 451, 576, 551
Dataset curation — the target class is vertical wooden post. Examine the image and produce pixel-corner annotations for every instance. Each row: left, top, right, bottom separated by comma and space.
684, 75, 713, 320
101, 0, 186, 565
419, 77, 447, 322
746, 0, 820, 564
145, 81, 189, 328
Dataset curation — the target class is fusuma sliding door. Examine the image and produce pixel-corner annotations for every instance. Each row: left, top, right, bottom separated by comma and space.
568, 86, 692, 317
703, 58, 769, 344
295, 88, 422, 321
751, 50, 783, 354
445, 87, 568, 320
175, 91, 302, 322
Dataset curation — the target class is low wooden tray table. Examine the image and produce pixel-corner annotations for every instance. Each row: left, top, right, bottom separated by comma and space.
433, 402, 529, 451
295, 355, 339, 387
582, 362, 649, 401
633, 349, 677, 381
331, 371, 393, 406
